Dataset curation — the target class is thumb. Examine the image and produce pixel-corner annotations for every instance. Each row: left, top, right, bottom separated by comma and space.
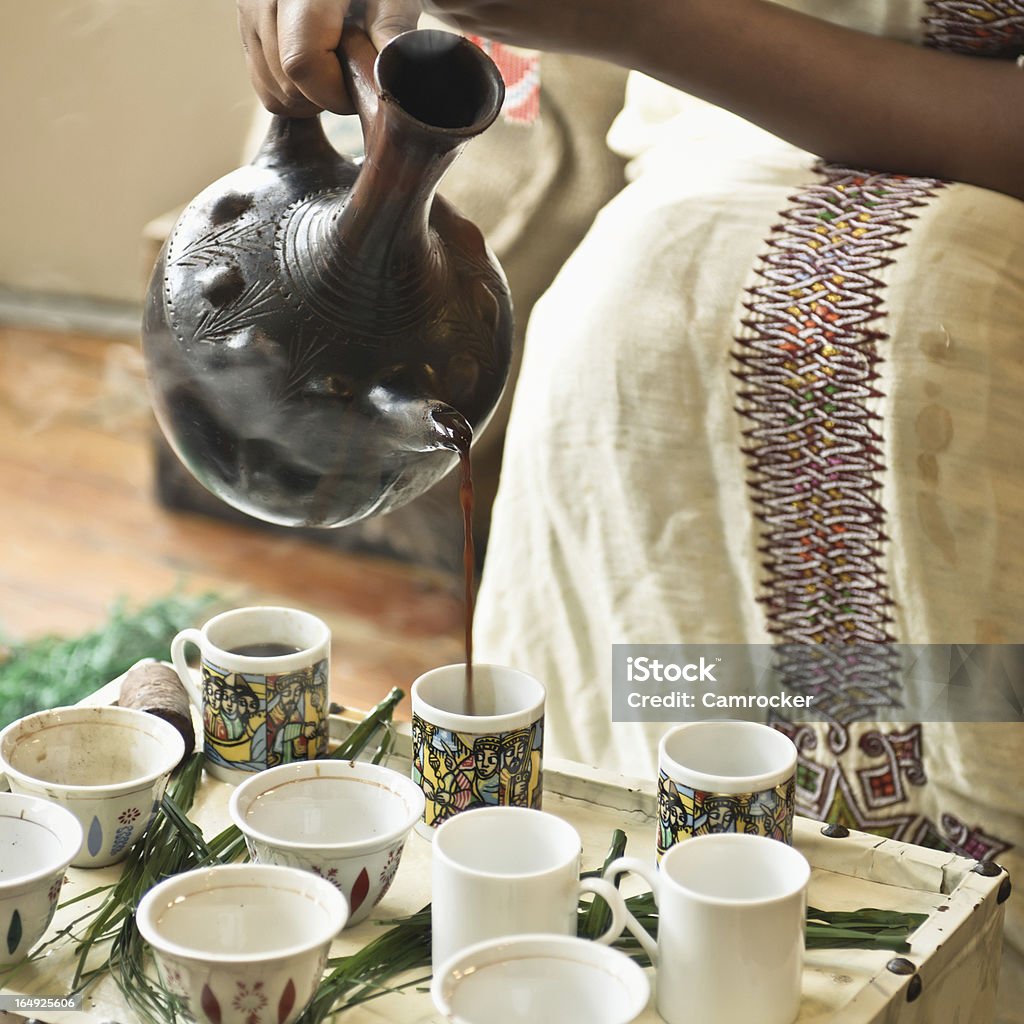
364, 0, 422, 50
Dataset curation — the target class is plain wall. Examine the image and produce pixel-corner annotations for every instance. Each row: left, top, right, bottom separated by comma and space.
1, 0, 257, 305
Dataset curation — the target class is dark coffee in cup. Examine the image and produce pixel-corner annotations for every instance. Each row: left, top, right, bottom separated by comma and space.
228, 643, 304, 658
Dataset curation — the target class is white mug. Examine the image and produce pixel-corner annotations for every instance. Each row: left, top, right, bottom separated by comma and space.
431, 806, 627, 968
606, 832, 809, 1024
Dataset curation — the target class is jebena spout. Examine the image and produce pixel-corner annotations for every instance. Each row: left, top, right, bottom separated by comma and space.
367, 388, 473, 455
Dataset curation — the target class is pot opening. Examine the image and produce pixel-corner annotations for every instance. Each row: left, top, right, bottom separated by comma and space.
378, 30, 504, 131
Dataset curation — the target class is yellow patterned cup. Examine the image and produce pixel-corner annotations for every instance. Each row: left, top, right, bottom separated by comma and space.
171, 607, 330, 784
657, 721, 797, 859
410, 664, 545, 838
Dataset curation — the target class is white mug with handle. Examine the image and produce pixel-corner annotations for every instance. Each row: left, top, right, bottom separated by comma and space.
431, 806, 630, 969
606, 832, 810, 1024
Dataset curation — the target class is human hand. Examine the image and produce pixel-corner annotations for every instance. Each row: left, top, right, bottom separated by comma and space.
237, 0, 422, 115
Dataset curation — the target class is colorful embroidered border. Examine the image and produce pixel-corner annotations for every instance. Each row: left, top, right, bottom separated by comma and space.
923, 0, 1024, 56
734, 164, 946, 649
732, 31, 1018, 862
772, 718, 1013, 859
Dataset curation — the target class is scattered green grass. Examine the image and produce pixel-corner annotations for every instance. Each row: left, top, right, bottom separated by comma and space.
0, 592, 221, 728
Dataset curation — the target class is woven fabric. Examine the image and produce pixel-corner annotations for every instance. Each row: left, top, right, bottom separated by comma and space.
474, 2, 1024, 1017
467, 36, 541, 123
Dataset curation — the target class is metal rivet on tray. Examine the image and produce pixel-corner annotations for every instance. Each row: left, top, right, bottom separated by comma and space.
972, 860, 1002, 877
886, 957, 917, 976
998, 877, 1013, 905
906, 975, 923, 1002
821, 823, 850, 839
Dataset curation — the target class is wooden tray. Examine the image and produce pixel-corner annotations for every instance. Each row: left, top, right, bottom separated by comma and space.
0, 677, 1009, 1024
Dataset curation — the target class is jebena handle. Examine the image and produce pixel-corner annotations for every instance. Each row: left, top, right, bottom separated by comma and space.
603, 856, 660, 963
169, 627, 204, 714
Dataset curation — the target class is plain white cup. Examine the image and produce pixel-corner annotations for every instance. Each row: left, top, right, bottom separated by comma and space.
607, 833, 810, 1024
431, 806, 628, 969
432, 934, 650, 1024
0, 792, 83, 965
136, 863, 347, 1024
227, 759, 424, 926
0, 705, 185, 868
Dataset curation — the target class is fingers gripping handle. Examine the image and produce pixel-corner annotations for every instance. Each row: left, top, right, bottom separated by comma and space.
603, 856, 660, 963
169, 627, 204, 715
337, 23, 380, 142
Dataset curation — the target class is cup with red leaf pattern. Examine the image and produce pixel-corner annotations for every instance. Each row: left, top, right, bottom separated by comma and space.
136, 863, 347, 1024
227, 759, 424, 927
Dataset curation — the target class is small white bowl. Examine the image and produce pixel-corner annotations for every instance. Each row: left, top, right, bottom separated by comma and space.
136, 863, 347, 1024
0, 705, 185, 868
432, 934, 651, 1024
0, 792, 83, 965
228, 759, 424, 926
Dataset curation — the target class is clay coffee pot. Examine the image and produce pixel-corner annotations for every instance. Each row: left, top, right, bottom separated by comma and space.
142, 26, 512, 528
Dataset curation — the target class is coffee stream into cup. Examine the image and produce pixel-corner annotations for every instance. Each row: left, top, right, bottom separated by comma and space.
457, 443, 476, 715
427, 405, 478, 715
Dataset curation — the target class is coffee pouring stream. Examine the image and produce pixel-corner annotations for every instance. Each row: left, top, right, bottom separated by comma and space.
142, 26, 512, 528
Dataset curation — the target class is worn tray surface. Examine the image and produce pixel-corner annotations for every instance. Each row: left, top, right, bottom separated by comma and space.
0, 682, 1008, 1024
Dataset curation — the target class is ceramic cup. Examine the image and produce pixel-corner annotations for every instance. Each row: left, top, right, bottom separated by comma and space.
170, 606, 331, 783
431, 806, 628, 969
0, 793, 83, 966
136, 863, 347, 1024
606, 833, 810, 1024
227, 759, 424, 927
432, 934, 650, 1024
657, 720, 797, 857
411, 663, 545, 837
0, 705, 185, 868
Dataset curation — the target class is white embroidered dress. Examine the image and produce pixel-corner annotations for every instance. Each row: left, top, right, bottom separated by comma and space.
473, 2, 1024, 1018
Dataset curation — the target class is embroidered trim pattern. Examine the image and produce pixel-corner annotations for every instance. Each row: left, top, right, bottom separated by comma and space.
772, 718, 1012, 858
771, 643, 907, 753
735, 164, 946, 651
924, 0, 1024, 57
730, 38, 1018, 863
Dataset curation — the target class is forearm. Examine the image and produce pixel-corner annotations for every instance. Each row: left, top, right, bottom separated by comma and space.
581, 0, 1024, 200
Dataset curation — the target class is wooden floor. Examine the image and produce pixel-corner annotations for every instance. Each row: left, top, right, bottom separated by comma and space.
0, 325, 466, 717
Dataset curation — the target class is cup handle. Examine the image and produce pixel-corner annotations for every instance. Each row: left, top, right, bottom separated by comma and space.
169, 628, 204, 713
602, 856, 660, 964
577, 877, 631, 947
